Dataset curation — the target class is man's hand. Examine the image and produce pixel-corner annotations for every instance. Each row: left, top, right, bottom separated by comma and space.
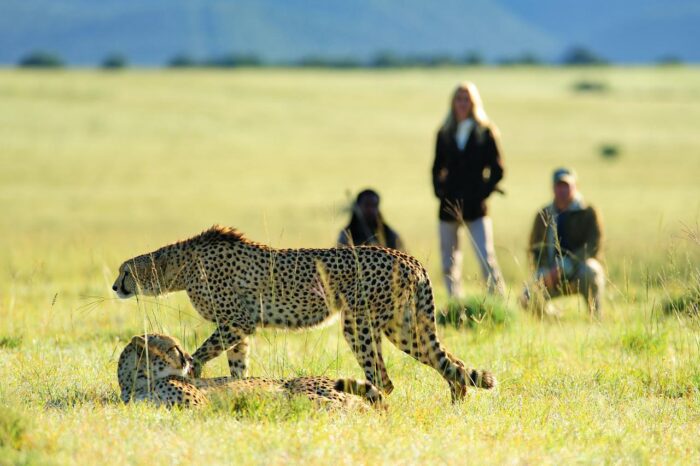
542, 267, 559, 289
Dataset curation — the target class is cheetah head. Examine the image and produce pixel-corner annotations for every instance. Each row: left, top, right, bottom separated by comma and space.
118, 333, 196, 402
133, 334, 193, 377
113, 251, 172, 298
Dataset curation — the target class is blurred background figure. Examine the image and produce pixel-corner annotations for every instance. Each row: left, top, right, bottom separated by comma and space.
432, 81, 506, 298
520, 168, 605, 317
337, 189, 405, 251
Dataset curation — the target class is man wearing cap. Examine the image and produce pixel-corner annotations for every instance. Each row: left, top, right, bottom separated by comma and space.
520, 168, 605, 317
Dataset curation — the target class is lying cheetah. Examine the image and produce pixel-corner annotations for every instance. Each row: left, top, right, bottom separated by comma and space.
118, 333, 384, 409
113, 226, 495, 401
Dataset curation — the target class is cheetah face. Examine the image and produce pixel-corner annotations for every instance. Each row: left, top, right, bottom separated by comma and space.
134, 334, 195, 379
112, 255, 166, 299
147, 344, 194, 380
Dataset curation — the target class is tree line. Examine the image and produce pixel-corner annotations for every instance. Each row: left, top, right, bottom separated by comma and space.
14, 47, 684, 69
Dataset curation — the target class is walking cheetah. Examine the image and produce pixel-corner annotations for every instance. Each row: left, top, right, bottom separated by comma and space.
118, 333, 384, 409
113, 226, 495, 401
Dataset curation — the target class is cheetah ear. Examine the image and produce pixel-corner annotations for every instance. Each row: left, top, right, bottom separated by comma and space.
130, 335, 147, 352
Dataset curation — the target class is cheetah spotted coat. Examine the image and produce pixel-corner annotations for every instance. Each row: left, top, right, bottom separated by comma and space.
117, 333, 384, 409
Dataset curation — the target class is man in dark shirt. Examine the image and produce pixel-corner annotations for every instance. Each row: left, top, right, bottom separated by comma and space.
337, 189, 405, 251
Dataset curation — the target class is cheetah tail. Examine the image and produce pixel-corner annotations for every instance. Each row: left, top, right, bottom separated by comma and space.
468, 369, 497, 389
334, 378, 385, 405
447, 350, 497, 389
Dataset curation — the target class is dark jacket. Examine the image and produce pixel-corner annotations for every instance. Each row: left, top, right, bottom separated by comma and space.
432, 123, 504, 222
337, 213, 405, 251
529, 200, 603, 273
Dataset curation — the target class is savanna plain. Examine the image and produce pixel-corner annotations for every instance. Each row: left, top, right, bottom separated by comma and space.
0, 67, 699, 465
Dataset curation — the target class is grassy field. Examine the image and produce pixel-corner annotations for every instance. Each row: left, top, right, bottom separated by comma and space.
1, 66, 699, 465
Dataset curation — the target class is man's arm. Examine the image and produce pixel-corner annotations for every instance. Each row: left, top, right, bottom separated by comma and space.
572, 207, 602, 263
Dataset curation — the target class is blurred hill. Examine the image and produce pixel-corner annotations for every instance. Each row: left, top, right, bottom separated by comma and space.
0, 0, 696, 65
500, 0, 700, 63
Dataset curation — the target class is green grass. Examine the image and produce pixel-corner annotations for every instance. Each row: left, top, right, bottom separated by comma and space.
437, 295, 517, 329
1, 67, 699, 464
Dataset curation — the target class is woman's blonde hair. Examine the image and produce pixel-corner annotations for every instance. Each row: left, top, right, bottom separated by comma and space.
439, 81, 495, 136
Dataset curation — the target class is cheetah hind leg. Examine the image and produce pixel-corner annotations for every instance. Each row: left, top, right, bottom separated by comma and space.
384, 315, 496, 402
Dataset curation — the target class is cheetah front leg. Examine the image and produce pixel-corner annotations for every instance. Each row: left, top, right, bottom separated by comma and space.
342, 318, 394, 394
191, 324, 246, 378
226, 338, 250, 378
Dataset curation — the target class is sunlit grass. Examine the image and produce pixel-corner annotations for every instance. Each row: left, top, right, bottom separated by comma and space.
0, 67, 699, 464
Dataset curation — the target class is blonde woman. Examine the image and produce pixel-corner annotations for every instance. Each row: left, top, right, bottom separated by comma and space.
432, 81, 506, 297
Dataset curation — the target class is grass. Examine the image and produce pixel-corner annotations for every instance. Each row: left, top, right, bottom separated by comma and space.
0, 66, 699, 464
437, 295, 517, 329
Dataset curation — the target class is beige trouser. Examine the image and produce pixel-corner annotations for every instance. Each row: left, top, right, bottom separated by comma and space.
525, 258, 605, 316
439, 218, 506, 298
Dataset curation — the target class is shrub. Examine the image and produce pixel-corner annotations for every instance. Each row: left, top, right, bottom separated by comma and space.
599, 143, 621, 160
498, 52, 543, 66
297, 56, 362, 68
657, 55, 683, 66
663, 293, 700, 316
18, 51, 64, 68
561, 46, 607, 66
461, 51, 484, 66
0, 336, 21, 349
101, 53, 128, 69
206, 53, 263, 68
370, 51, 404, 68
437, 295, 516, 329
572, 80, 608, 93
167, 54, 198, 68
621, 329, 666, 354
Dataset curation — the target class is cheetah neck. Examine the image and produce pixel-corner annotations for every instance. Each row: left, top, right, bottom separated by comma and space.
151, 243, 193, 293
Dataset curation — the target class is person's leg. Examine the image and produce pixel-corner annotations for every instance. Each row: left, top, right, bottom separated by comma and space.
439, 220, 463, 298
466, 216, 506, 295
577, 258, 605, 318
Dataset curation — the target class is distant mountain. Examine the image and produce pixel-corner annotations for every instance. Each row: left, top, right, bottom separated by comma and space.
500, 0, 700, 62
0, 0, 696, 65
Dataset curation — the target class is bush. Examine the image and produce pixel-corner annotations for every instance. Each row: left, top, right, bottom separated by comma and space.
167, 54, 198, 68
599, 143, 621, 160
461, 51, 484, 66
101, 53, 127, 69
657, 55, 683, 66
663, 293, 700, 315
572, 79, 608, 93
561, 46, 607, 66
370, 51, 404, 68
621, 329, 666, 354
498, 52, 543, 66
206, 53, 263, 68
0, 336, 21, 349
297, 56, 362, 68
18, 51, 64, 68
437, 295, 516, 329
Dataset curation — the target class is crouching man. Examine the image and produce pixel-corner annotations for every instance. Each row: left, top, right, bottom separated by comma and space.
521, 168, 605, 317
